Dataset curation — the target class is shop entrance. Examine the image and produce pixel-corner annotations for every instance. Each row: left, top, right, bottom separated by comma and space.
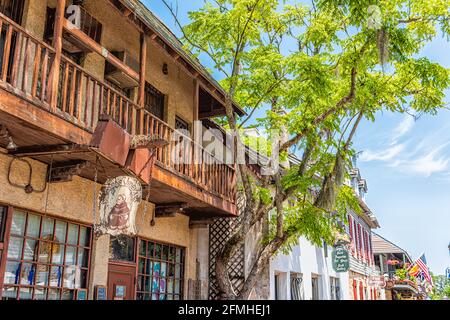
107, 263, 136, 300
107, 236, 137, 300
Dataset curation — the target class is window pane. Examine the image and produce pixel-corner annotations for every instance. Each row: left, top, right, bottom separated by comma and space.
167, 278, 174, 294
161, 246, 168, 260
48, 289, 60, 300
160, 262, 167, 277
146, 260, 153, 276
2, 286, 18, 300
145, 276, 151, 292
79, 227, 90, 247
155, 244, 161, 259
147, 242, 154, 257
109, 236, 135, 262
34, 287, 47, 300
175, 264, 182, 278
174, 280, 181, 294
153, 262, 161, 277
152, 276, 160, 293
55, 221, 67, 243
37, 242, 52, 264
67, 224, 79, 245
23, 239, 37, 261
139, 241, 146, 256
52, 245, 65, 265
65, 246, 77, 265
75, 269, 88, 289
77, 248, 89, 268
36, 265, 49, 286
7, 236, 23, 260
138, 258, 145, 274
49, 266, 63, 287
4, 261, 20, 284
26, 214, 41, 238
20, 263, 34, 285
168, 247, 175, 262
159, 278, 166, 293
168, 264, 175, 277
175, 248, 182, 263
19, 287, 33, 300
11, 211, 26, 236
63, 266, 76, 289
41, 218, 54, 238
137, 276, 144, 292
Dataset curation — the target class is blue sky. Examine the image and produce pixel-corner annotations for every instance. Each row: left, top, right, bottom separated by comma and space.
144, 0, 450, 274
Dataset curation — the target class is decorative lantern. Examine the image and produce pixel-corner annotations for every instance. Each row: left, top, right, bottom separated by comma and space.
97, 176, 142, 236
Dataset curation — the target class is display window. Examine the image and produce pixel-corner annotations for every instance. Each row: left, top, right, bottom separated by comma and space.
136, 239, 184, 300
1, 209, 92, 300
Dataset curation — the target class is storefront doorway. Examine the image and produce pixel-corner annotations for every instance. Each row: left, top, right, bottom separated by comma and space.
107, 263, 136, 300
108, 235, 137, 300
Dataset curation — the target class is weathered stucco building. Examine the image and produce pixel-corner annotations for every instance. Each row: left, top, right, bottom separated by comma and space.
0, 0, 243, 300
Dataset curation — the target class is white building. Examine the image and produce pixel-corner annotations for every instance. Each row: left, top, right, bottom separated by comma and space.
270, 238, 350, 300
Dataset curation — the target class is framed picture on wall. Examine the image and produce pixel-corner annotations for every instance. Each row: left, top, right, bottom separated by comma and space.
76, 288, 88, 300
95, 285, 107, 300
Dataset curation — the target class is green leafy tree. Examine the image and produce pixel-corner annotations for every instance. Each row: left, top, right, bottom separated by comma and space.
162, 0, 450, 299
431, 275, 450, 300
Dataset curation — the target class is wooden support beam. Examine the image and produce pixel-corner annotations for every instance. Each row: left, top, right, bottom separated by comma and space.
189, 218, 214, 229
50, 0, 66, 111
138, 33, 147, 109
49, 160, 90, 183
193, 79, 199, 122
10, 144, 89, 157
63, 19, 139, 81
155, 203, 188, 217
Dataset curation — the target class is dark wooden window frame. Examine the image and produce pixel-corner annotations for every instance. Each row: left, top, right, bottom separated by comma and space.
136, 237, 185, 301
0, 207, 93, 300
144, 82, 165, 120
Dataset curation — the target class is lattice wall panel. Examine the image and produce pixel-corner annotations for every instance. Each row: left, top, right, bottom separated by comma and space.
208, 193, 245, 300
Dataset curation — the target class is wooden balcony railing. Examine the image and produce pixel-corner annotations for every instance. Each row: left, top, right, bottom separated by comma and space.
0, 13, 236, 203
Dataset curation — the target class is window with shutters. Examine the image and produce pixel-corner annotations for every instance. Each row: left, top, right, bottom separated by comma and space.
364, 231, 370, 263
144, 83, 165, 120
355, 222, 360, 259
348, 215, 354, 254
357, 224, 363, 260
290, 273, 304, 300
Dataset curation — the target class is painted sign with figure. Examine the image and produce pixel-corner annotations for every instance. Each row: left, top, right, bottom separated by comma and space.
98, 176, 142, 236
332, 245, 350, 272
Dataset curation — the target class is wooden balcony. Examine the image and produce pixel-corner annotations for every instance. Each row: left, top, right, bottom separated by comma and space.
0, 13, 237, 217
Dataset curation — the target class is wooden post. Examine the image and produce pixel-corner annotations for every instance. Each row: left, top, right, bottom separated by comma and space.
138, 33, 147, 109
50, 0, 66, 110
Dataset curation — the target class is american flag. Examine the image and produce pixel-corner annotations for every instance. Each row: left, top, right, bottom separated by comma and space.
415, 254, 433, 286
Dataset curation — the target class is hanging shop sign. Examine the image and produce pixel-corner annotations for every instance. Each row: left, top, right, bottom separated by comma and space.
98, 176, 142, 236
332, 245, 350, 272
368, 275, 387, 288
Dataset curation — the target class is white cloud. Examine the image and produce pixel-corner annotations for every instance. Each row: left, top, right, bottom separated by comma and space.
391, 115, 415, 143
360, 144, 406, 162
391, 151, 449, 177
